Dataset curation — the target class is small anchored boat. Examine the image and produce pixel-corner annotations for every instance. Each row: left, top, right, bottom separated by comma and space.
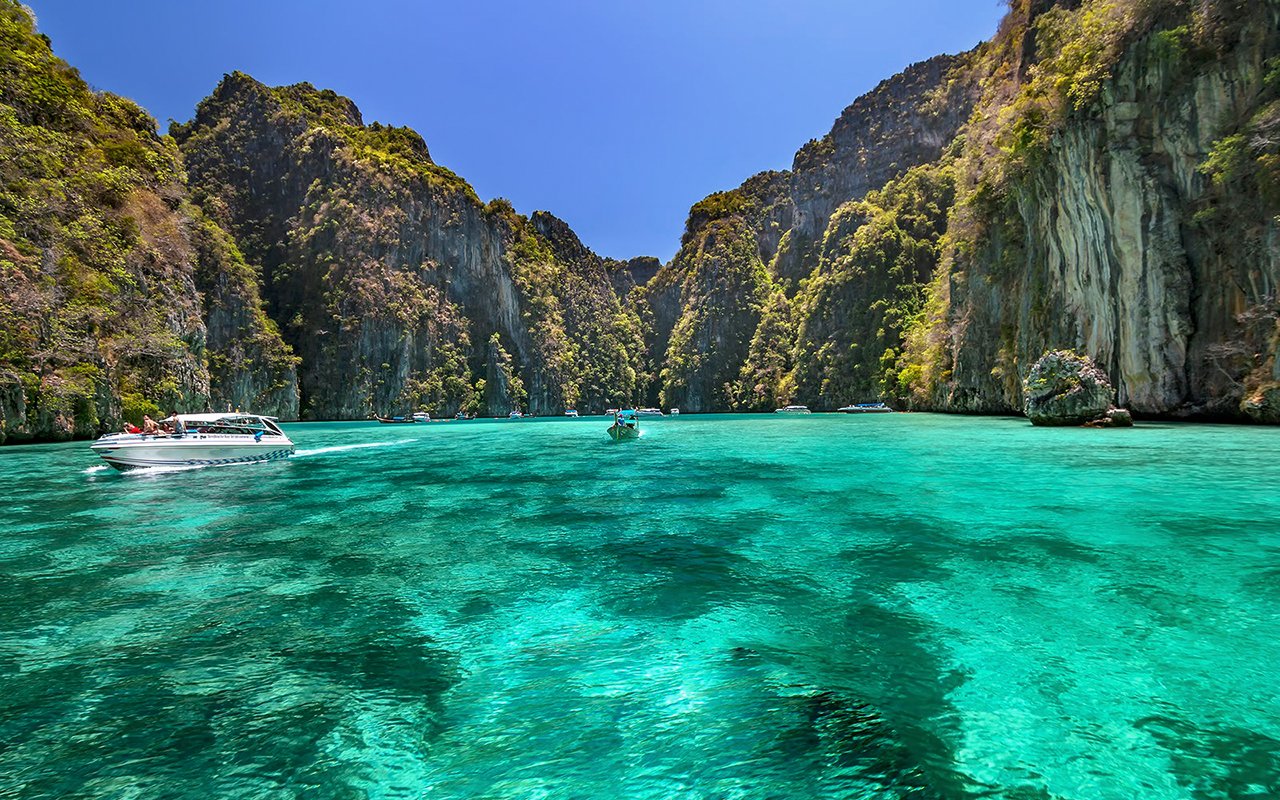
607, 409, 640, 441
774, 405, 812, 415
837, 402, 893, 413
375, 415, 417, 424
636, 408, 665, 418
90, 412, 294, 470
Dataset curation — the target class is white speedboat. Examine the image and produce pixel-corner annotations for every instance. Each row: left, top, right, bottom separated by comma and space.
637, 408, 665, 418
564, 409, 579, 417
774, 405, 812, 414
507, 410, 524, 419
90, 413, 294, 471
837, 403, 893, 413
412, 411, 430, 422
670, 408, 680, 416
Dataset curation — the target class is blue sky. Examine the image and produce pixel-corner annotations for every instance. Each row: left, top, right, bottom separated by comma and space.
28, 1, 1006, 261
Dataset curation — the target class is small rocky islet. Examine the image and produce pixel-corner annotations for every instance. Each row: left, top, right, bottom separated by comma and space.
2, 0, 1279, 444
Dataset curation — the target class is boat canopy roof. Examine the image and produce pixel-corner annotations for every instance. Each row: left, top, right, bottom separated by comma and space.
165, 413, 282, 428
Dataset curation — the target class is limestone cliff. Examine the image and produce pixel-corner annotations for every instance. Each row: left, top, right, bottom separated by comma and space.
776, 53, 979, 283
907, 0, 1280, 422
174, 74, 641, 418
8, 0, 1279, 434
0, 2, 297, 443
642, 52, 979, 411
650, 0, 1280, 423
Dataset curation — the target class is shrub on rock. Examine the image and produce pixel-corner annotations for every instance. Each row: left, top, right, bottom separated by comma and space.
1023, 350, 1132, 427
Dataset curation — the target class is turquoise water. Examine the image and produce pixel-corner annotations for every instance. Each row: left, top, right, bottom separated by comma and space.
2, 414, 1279, 799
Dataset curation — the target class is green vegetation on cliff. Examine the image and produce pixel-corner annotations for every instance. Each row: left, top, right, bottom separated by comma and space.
900, 0, 1280, 418
6, 0, 1278, 434
175, 74, 643, 418
0, 1, 296, 442
791, 160, 956, 408
660, 216, 774, 411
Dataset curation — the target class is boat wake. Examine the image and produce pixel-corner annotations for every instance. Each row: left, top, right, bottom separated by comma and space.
293, 440, 408, 458
86, 440, 406, 478
122, 461, 254, 478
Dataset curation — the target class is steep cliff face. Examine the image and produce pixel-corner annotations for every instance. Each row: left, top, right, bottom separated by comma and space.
790, 160, 956, 409
642, 52, 979, 411
641, 172, 790, 411
659, 215, 773, 411
0, 2, 296, 443
912, 0, 1280, 421
191, 217, 300, 417
606, 256, 661, 297
776, 53, 979, 283
175, 74, 640, 417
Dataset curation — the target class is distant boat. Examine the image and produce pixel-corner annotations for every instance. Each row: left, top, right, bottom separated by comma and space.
507, 410, 524, 420
564, 409, 579, 417
775, 405, 811, 415
608, 409, 640, 441
376, 415, 417, 424
637, 408, 665, 418
412, 411, 430, 422
670, 408, 680, 416
837, 403, 893, 414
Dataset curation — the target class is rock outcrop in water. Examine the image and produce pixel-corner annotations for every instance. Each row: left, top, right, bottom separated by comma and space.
1024, 350, 1132, 426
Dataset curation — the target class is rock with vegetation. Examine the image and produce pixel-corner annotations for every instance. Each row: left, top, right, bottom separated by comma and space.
639, 51, 979, 412
8, 0, 1280, 435
659, 214, 773, 412
897, 0, 1280, 422
789, 158, 957, 410
0, 1, 297, 442
643, 0, 1280, 424
777, 53, 979, 283
174, 73, 643, 418
1023, 350, 1131, 426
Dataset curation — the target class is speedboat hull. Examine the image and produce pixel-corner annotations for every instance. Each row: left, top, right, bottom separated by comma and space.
90, 434, 294, 470
837, 404, 893, 413
774, 406, 812, 414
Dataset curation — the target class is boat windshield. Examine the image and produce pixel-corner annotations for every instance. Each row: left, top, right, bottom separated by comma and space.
175, 414, 284, 436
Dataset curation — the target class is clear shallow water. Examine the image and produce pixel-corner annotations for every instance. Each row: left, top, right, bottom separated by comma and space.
2, 414, 1279, 799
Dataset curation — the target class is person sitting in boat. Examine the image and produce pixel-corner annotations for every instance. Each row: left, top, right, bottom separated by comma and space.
123, 422, 141, 434
141, 414, 162, 435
